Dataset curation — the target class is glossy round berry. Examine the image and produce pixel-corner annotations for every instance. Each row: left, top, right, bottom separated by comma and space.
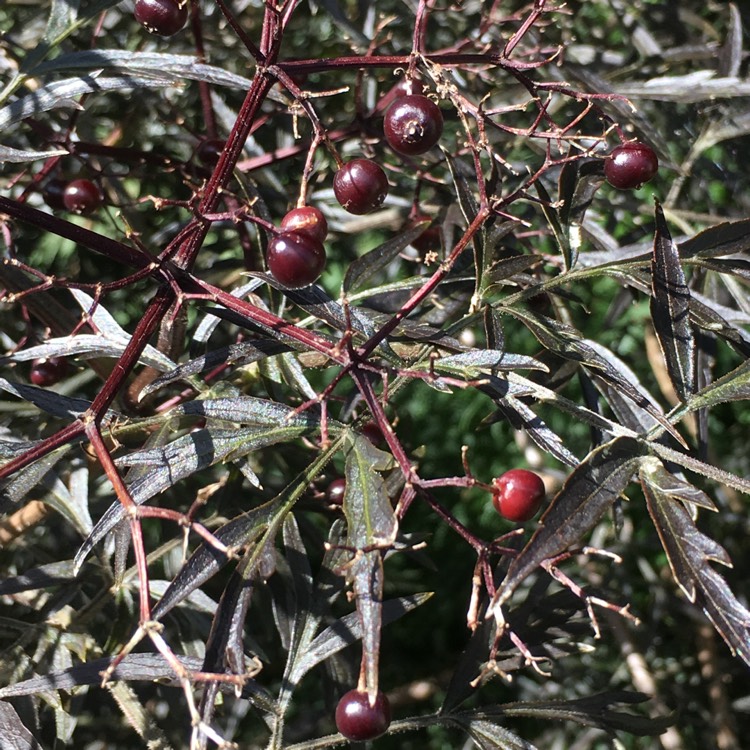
134, 0, 188, 36
335, 689, 391, 742
62, 179, 101, 215
266, 231, 326, 289
326, 478, 346, 505
604, 141, 659, 190
196, 138, 225, 166
42, 179, 67, 210
384, 94, 443, 156
30, 357, 68, 387
492, 469, 546, 522
333, 159, 388, 215
280, 206, 328, 243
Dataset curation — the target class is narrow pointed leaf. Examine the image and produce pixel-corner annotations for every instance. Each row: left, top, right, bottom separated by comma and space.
492, 437, 644, 611
641, 458, 750, 665
650, 202, 694, 401
0, 702, 42, 750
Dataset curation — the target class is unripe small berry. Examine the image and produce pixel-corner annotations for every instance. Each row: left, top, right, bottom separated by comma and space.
30, 357, 68, 387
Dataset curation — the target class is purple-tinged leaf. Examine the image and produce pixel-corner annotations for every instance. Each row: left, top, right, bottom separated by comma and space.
491, 437, 644, 612
641, 459, 750, 665
650, 442, 750, 496
679, 217, 750, 259
493, 395, 578, 467
0, 445, 71, 510
0, 377, 93, 420
459, 718, 537, 750
0, 702, 42, 750
483, 255, 543, 287
344, 223, 428, 293
650, 202, 694, 401
677, 358, 750, 414
0, 145, 66, 163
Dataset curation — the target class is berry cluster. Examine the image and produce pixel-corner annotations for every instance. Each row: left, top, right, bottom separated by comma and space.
266, 207, 328, 289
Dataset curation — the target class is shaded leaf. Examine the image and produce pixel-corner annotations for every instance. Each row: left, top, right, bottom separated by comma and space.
680, 218, 750, 259
650, 203, 694, 401
491, 437, 644, 612
641, 458, 750, 665
0, 702, 42, 750
287, 592, 433, 685
0, 445, 71, 510
344, 222, 428, 293
459, 718, 537, 750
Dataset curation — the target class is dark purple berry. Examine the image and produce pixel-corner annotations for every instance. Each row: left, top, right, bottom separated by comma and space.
335, 689, 391, 742
134, 0, 188, 36
280, 206, 328, 243
30, 357, 68, 387
326, 478, 346, 505
491, 469, 546, 522
604, 141, 659, 190
384, 94, 443, 156
62, 179, 101, 215
266, 231, 326, 289
333, 159, 388, 215
42, 179, 67, 210
196, 138, 225, 166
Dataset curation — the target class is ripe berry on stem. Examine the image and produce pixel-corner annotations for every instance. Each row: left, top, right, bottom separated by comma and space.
492, 469, 546, 522
361, 421, 385, 447
408, 214, 441, 252
333, 159, 388, 215
335, 690, 391, 742
604, 141, 658, 190
326, 478, 346, 505
30, 357, 68, 387
42, 179, 67, 210
266, 231, 326, 289
280, 206, 328, 243
384, 94, 443, 156
134, 0, 188, 36
62, 179, 101, 215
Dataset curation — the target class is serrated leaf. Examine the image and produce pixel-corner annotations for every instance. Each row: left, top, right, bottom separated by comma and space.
677, 358, 750, 414
641, 458, 750, 665
650, 203, 694, 401
491, 437, 644, 612
108, 681, 173, 750
0, 701, 43, 750
456, 717, 537, 750
342, 434, 398, 697
344, 223, 428, 293
0, 445, 71, 510
679, 217, 750, 259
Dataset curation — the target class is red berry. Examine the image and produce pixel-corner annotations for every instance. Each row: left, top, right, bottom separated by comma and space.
134, 0, 188, 36
42, 179, 67, 210
326, 478, 346, 505
604, 141, 658, 190
333, 159, 388, 215
491, 469, 546, 522
196, 138, 225, 166
280, 206, 328, 243
30, 357, 68, 387
335, 690, 391, 742
384, 94, 443, 156
266, 231, 326, 289
62, 179, 101, 215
